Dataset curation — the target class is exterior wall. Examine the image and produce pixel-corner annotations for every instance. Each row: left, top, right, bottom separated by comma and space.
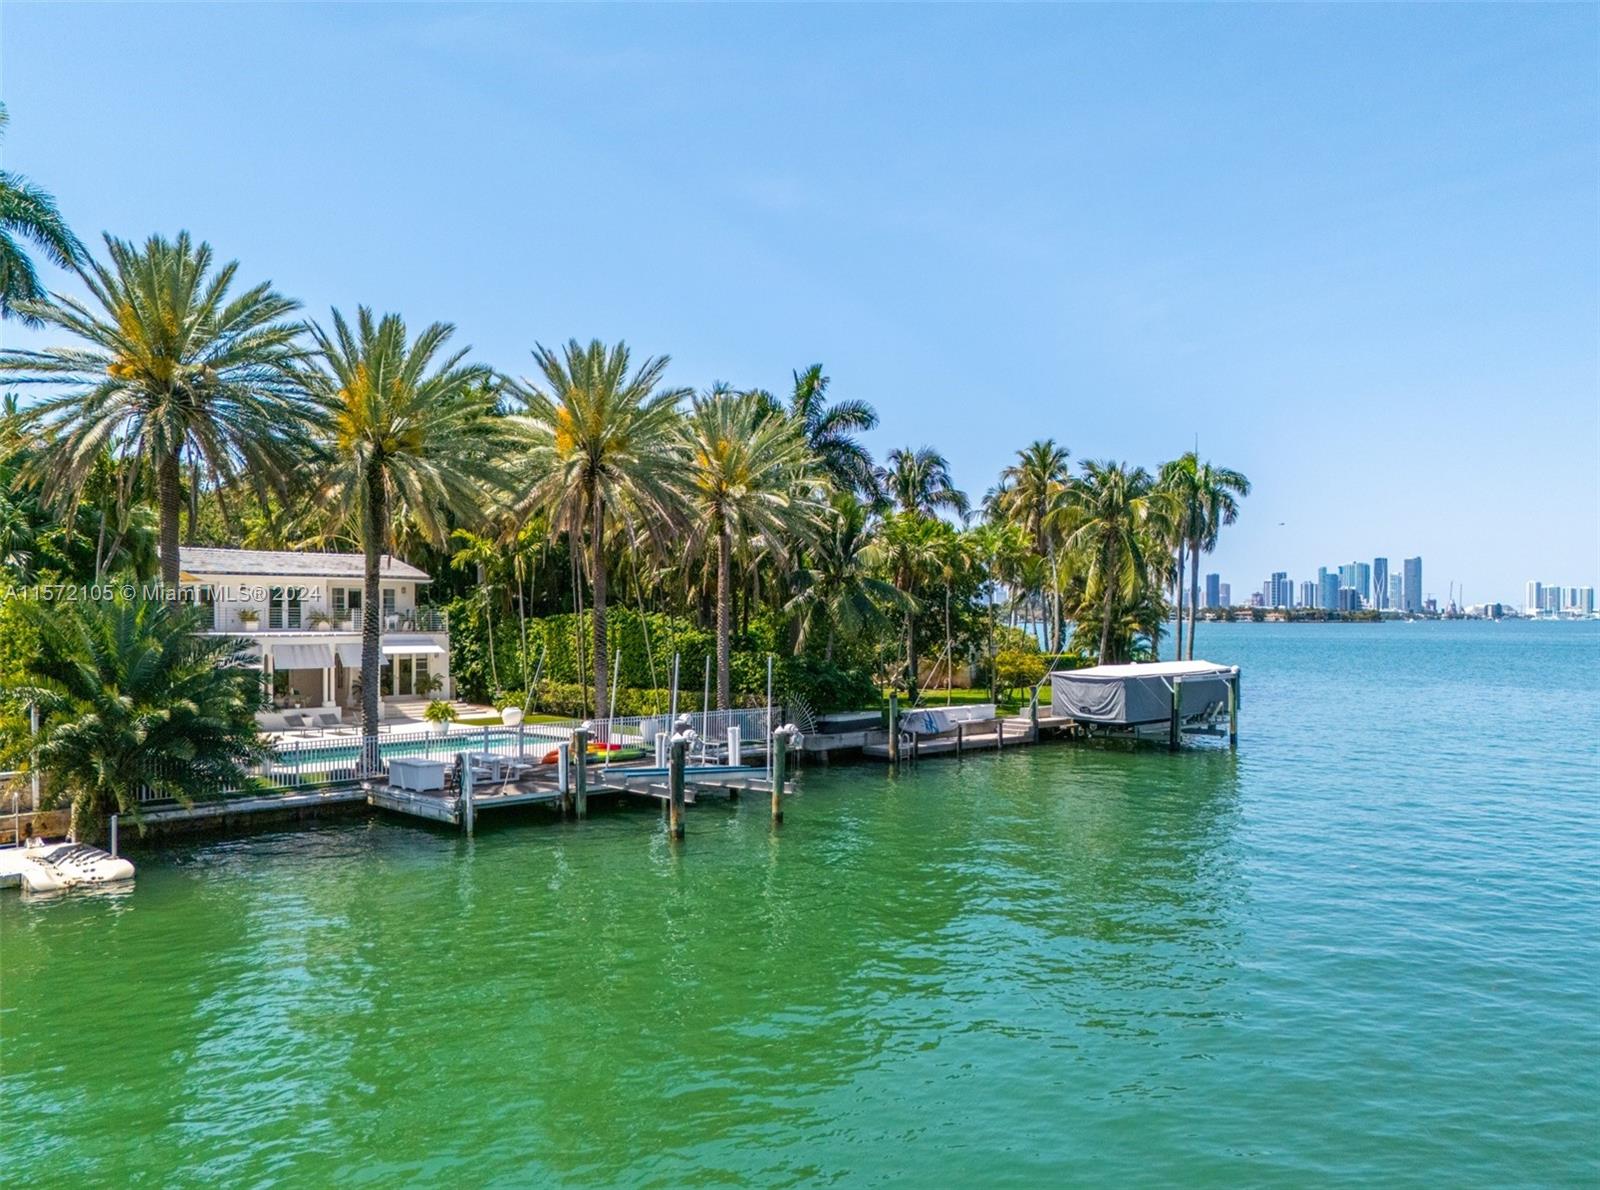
179, 566, 450, 709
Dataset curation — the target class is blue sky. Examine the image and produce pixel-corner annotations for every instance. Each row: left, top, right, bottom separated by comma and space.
2, 3, 1595, 604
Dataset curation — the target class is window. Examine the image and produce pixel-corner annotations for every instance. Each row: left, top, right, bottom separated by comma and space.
416, 657, 430, 694
382, 588, 396, 620
332, 589, 346, 615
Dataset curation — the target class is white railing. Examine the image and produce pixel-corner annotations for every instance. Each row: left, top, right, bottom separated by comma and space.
133, 706, 782, 804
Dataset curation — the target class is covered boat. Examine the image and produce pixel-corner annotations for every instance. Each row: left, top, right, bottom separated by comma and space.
0, 842, 136, 893
1048, 660, 1239, 727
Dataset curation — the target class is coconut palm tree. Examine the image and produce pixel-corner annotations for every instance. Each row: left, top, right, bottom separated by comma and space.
866, 511, 946, 699
5, 595, 270, 839
0, 232, 308, 588
0, 103, 86, 324
679, 387, 819, 710
1168, 453, 1250, 658
506, 339, 690, 722
878, 446, 970, 520
993, 439, 1070, 553
300, 307, 504, 769
789, 364, 879, 498
1058, 460, 1163, 664
787, 492, 911, 661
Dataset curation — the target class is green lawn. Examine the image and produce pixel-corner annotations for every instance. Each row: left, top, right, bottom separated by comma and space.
877, 686, 1027, 714
454, 712, 571, 726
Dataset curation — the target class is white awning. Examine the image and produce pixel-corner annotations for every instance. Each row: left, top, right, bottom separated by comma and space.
382, 635, 446, 656
271, 643, 334, 670
335, 643, 364, 667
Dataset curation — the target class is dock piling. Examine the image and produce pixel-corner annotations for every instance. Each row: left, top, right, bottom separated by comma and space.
888, 694, 900, 768
1228, 672, 1238, 748
1029, 686, 1040, 742
109, 813, 119, 857
1169, 678, 1182, 752
668, 735, 687, 839
573, 727, 589, 818
771, 725, 799, 825
956, 722, 964, 759
460, 754, 476, 835
557, 742, 571, 797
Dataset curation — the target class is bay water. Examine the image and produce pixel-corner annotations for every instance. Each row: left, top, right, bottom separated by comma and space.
3, 621, 1596, 1184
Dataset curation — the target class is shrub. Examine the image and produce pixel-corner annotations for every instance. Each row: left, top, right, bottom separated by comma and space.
424, 699, 456, 724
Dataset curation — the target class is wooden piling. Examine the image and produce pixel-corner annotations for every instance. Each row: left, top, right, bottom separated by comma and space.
888, 693, 900, 768
1029, 686, 1040, 742
573, 728, 589, 818
460, 754, 476, 834
770, 729, 789, 824
1228, 674, 1238, 748
956, 722, 964, 759
1168, 677, 1182, 752
668, 736, 687, 839
997, 717, 1004, 750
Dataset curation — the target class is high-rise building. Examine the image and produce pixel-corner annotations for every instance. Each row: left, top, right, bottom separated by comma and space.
1318, 567, 1339, 611
1578, 587, 1596, 615
1205, 573, 1221, 609
1402, 556, 1423, 612
1298, 580, 1317, 609
1526, 580, 1543, 615
1373, 558, 1389, 609
1337, 586, 1362, 611
1353, 562, 1371, 604
1388, 575, 1402, 610
1264, 571, 1290, 608
1541, 585, 1561, 613
1338, 563, 1357, 593
1218, 582, 1231, 607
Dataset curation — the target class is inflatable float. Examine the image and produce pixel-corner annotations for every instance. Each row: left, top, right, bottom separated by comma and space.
0, 841, 136, 893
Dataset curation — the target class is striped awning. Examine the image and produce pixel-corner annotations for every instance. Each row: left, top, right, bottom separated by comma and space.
335, 643, 364, 667
271, 643, 334, 670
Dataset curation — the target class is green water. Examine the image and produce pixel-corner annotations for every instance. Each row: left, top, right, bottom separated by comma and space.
4, 622, 1597, 1185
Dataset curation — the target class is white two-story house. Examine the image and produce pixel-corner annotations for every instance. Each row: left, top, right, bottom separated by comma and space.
174, 547, 451, 719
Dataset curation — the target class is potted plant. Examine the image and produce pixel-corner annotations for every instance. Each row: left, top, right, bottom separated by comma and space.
309, 611, 332, 630
424, 699, 456, 738
239, 608, 260, 627
497, 695, 524, 727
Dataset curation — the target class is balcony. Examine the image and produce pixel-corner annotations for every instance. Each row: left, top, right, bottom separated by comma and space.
205, 606, 448, 635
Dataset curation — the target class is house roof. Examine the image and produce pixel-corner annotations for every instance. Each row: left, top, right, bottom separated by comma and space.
176, 547, 431, 582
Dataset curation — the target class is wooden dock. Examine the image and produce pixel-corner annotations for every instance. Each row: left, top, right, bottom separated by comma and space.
364, 762, 790, 832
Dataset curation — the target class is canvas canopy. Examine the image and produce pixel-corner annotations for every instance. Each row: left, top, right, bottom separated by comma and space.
1048, 661, 1237, 726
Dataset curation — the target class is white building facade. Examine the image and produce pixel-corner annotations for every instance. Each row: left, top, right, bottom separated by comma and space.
175, 548, 450, 718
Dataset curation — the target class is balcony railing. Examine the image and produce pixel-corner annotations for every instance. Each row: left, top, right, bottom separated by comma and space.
208, 606, 448, 634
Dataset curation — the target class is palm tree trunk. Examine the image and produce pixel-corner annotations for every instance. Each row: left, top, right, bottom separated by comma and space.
1174, 546, 1185, 661
1188, 536, 1201, 660
716, 520, 732, 711
480, 562, 498, 693
906, 612, 919, 701
360, 465, 386, 773
590, 487, 609, 724
157, 449, 182, 591
944, 584, 952, 705
825, 625, 835, 663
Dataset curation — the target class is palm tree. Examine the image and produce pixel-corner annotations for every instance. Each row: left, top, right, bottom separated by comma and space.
994, 439, 1070, 553
0, 103, 86, 324
507, 339, 690, 722
1168, 453, 1250, 658
789, 364, 879, 497
5, 595, 270, 840
679, 387, 819, 709
787, 492, 910, 661
866, 511, 945, 699
300, 308, 503, 768
0, 232, 308, 589
1058, 460, 1163, 664
878, 446, 970, 519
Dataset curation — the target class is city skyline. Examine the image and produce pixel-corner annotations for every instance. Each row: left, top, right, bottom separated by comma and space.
0, 4, 1594, 605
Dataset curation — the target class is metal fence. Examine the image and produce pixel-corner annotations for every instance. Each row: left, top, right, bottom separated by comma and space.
133, 706, 783, 804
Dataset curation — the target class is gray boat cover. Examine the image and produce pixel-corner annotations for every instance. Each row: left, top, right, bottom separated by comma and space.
1048, 661, 1237, 725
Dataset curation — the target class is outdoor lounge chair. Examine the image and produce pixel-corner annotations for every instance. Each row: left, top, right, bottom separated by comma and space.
313, 712, 358, 737
280, 713, 322, 739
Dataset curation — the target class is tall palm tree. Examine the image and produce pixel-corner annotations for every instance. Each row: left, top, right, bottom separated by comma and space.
5, 595, 270, 840
1170, 453, 1250, 658
300, 307, 503, 768
1059, 460, 1162, 664
0, 103, 86, 324
878, 446, 970, 520
787, 492, 910, 661
507, 340, 690, 721
679, 387, 819, 710
866, 511, 945, 699
0, 232, 308, 588
789, 364, 879, 498
994, 439, 1070, 553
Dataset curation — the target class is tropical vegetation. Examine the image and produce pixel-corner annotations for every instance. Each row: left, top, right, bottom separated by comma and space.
0, 173, 1252, 822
